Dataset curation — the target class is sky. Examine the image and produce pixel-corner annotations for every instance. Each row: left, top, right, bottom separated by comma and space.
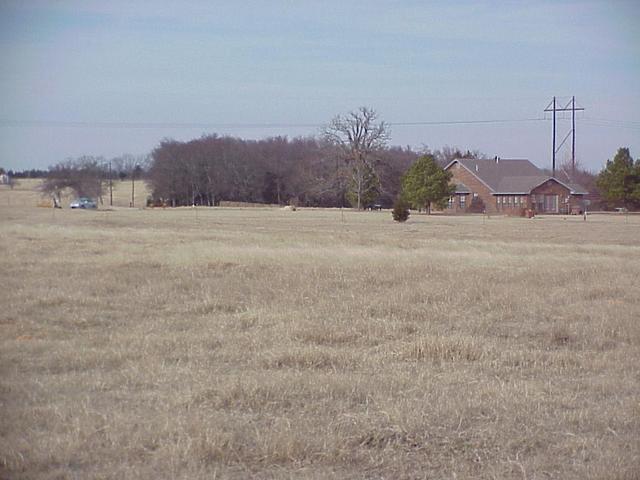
1, 0, 638, 172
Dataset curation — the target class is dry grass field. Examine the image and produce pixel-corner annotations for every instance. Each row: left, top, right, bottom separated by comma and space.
1, 189, 639, 479
1, 179, 151, 209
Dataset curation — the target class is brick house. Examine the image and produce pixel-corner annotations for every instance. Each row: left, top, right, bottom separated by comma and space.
444, 158, 588, 215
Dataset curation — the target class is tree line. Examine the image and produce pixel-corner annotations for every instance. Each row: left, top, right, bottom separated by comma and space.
147, 108, 486, 208
39, 155, 149, 206
148, 108, 416, 207
35, 108, 485, 208
22, 107, 638, 211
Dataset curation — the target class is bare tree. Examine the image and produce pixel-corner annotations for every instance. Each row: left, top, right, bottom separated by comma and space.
428, 145, 486, 166
323, 107, 390, 209
112, 154, 150, 179
110, 154, 149, 206
146, 130, 409, 208
558, 155, 593, 184
41, 157, 108, 205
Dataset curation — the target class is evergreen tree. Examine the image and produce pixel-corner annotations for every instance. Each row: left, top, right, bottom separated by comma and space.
597, 148, 640, 210
392, 196, 410, 222
401, 155, 455, 214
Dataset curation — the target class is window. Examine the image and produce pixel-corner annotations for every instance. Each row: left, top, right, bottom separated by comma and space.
459, 195, 466, 208
448, 196, 454, 209
544, 194, 559, 213
514, 196, 519, 205
532, 194, 544, 211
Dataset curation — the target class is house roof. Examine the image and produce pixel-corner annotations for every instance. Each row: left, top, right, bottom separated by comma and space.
563, 182, 588, 195
529, 177, 589, 195
495, 175, 549, 194
445, 158, 588, 195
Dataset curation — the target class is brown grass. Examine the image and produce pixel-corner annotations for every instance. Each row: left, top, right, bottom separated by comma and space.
0, 178, 151, 208
0, 198, 639, 479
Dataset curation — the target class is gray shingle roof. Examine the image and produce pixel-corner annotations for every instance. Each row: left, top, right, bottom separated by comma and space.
563, 182, 588, 195
495, 175, 549, 193
447, 158, 587, 194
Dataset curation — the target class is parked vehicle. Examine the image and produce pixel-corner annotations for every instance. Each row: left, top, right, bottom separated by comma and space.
70, 197, 97, 209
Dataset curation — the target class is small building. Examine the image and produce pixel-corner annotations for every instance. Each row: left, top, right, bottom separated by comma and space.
444, 158, 588, 215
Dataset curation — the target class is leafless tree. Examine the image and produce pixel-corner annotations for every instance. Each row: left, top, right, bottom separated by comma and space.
426, 145, 486, 166
112, 154, 150, 179
145, 128, 420, 208
558, 155, 598, 202
41, 157, 107, 204
558, 155, 593, 184
323, 107, 390, 209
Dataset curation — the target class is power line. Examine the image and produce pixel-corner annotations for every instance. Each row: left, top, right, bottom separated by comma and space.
390, 118, 546, 126
584, 117, 640, 125
2, 115, 637, 132
0, 120, 321, 129
578, 117, 640, 129
0, 117, 548, 129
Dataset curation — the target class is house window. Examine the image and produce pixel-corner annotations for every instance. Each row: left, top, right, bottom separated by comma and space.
544, 194, 559, 213
514, 196, 519, 205
459, 195, 466, 208
448, 196, 454, 209
531, 194, 545, 211
506, 196, 512, 206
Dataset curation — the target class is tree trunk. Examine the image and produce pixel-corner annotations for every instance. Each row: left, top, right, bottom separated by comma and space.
356, 164, 362, 209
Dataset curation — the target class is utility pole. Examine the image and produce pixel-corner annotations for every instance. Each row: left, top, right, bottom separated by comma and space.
544, 96, 584, 178
109, 160, 113, 206
571, 96, 576, 176
131, 165, 136, 207
552, 96, 556, 176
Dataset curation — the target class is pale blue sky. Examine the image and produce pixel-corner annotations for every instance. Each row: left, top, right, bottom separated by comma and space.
1, 0, 638, 171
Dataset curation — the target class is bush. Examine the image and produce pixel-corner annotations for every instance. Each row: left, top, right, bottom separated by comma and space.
392, 197, 410, 222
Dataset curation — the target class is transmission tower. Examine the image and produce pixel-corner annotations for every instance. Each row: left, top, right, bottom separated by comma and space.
544, 96, 584, 177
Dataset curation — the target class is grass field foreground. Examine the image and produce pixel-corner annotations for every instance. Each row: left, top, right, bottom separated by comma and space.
1, 202, 639, 479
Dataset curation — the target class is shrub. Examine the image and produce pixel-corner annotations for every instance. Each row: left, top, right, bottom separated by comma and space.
392, 197, 410, 222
